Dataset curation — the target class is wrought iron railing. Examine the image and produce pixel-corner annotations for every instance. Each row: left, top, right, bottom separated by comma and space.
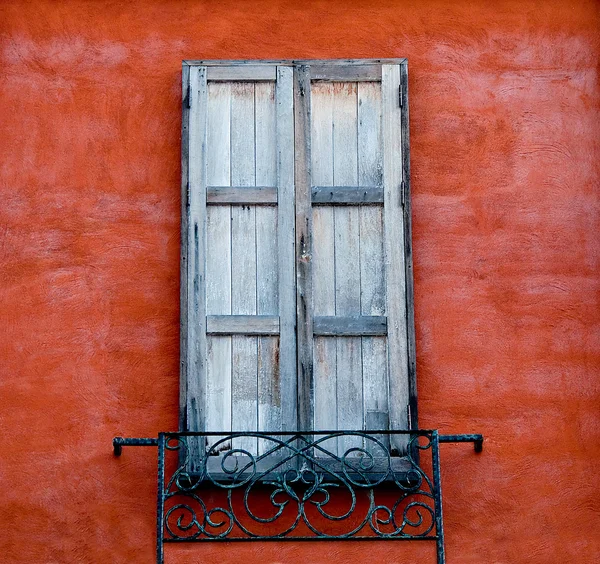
113, 430, 483, 563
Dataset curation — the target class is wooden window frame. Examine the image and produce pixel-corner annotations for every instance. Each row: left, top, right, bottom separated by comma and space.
180, 59, 418, 442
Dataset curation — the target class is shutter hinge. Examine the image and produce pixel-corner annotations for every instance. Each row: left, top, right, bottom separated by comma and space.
186, 180, 190, 207
407, 404, 412, 428
400, 180, 406, 207
398, 83, 403, 108
186, 83, 192, 108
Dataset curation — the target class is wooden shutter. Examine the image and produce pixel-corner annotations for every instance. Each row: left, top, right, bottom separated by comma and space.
294, 61, 414, 454
181, 64, 296, 457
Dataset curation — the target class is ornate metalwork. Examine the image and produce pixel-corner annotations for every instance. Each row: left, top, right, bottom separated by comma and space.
113, 430, 483, 564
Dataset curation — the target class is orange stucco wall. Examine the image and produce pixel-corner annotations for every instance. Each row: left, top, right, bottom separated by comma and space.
1, 1, 599, 562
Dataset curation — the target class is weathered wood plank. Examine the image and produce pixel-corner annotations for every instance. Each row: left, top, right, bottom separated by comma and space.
180, 62, 191, 432
185, 58, 407, 67
206, 186, 277, 205
258, 336, 281, 454
382, 64, 410, 451
336, 337, 363, 455
232, 336, 258, 453
207, 65, 277, 81
207, 315, 279, 335
314, 316, 387, 336
205, 82, 233, 445
205, 207, 232, 443
276, 66, 297, 434
186, 66, 208, 465
311, 186, 384, 204
294, 65, 314, 432
332, 81, 363, 453
363, 336, 389, 450
400, 61, 418, 432
313, 337, 337, 453
358, 82, 387, 437
358, 82, 382, 188
206, 83, 231, 186
310, 81, 335, 437
255, 79, 280, 446
231, 82, 258, 453
206, 336, 232, 449
310, 64, 382, 81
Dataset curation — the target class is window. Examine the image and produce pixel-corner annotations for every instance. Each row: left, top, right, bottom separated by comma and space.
180, 59, 416, 459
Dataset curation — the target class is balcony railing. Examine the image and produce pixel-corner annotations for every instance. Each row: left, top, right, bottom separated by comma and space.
113, 430, 483, 564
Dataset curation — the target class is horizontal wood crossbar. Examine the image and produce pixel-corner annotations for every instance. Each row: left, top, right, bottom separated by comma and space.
207, 186, 278, 205
313, 316, 387, 336
206, 65, 277, 81
206, 315, 280, 335
310, 64, 382, 81
312, 186, 384, 205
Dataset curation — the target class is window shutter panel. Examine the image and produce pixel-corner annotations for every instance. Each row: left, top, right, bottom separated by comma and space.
296, 62, 412, 454
182, 64, 296, 457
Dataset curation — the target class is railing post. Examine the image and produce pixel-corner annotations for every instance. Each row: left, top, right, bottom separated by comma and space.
431, 430, 445, 564
156, 433, 166, 564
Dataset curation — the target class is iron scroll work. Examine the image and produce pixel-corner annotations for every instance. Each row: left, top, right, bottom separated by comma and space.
113, 430, 483, 564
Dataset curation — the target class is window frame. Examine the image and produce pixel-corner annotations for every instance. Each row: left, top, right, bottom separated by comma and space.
179, 59, 418, 438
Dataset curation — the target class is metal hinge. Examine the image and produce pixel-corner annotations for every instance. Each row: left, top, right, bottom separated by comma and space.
400, 180, 406, 207
186, 83, 192, 108
186, 180, 190, 206
399, 83, 403, 108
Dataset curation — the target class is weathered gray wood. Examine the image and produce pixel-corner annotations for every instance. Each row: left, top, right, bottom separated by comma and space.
311, 82, 336, 440
313, 316, 387, 336
400, 60, 418, 432
207, 315, 279, 335
205, 82, 233, 444
337, 337, 363, 455
382, 64, 410, 449
332, 82, 363, 454
255, 79, 280, 450
310, 64, 382, 82
185, 58, 407, 67
363, 337, 389, 451
358, 80, 388, 442
232, 336, 258, 453
207, 65, 277, 81
206, 186, 277, 205
180, 62, 190, 432
294, 65, 314, 432
206, 208, 232, 443
231, 82, 258, 453
311, 186, 384, 204
186, 66, 208, 466
258, 336, 281, 453
358, 82, 382, 188
275, 66, 297, 434
313, 337, 337, 452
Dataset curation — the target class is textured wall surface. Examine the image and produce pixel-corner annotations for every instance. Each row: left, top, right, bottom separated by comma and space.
1, 1, 599, 562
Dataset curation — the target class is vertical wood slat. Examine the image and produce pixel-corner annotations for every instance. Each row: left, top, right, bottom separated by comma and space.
205, 82, 232, 447
180, 63, 191, 433
255, 80, 279, 454
276, 66, 297, 435
230, 83, 258, 454
311, 82, 336, 443
358, 81, 388, 448
400, 61, 418, 432
382, 64, 410, 452
294, 65, 314, 432
186, 66, 208, 466
332, 82, 363, 456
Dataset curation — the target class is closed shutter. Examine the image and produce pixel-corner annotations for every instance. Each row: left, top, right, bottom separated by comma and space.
294, 62, 412, 455
182, 60, 415, 461
182, 64, 296, 458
